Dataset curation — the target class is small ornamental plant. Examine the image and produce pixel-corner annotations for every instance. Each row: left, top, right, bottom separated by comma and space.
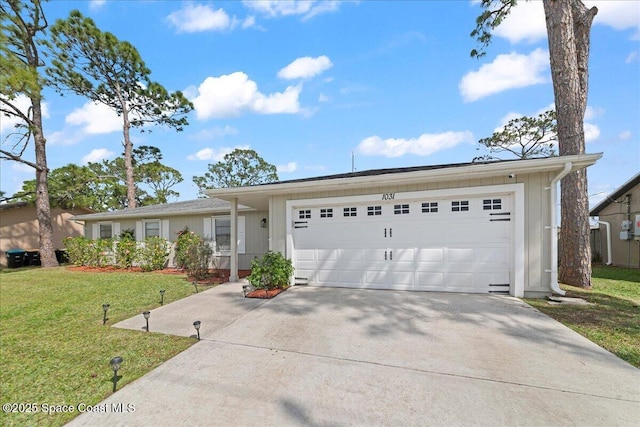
63, 236, 112, 266
248, 251, 294, 290
115, 230, 137, 269
138, 236, 169, 271
175, 227, 201, 270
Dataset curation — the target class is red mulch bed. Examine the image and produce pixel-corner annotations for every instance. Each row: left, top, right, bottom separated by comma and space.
66, 265, 251, 285
246, 287, 288, 299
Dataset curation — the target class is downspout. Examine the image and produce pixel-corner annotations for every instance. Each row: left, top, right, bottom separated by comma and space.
548, 162, 572, 296
597, 221, 613, 266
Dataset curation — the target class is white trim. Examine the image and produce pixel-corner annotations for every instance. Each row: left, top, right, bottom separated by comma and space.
286, 184, 525, 296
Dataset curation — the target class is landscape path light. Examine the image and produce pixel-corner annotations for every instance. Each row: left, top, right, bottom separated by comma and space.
110, 356, 123, 392
193, 320, 201, 340
143, 311, 150, 332
102, 303, 110, 325
160, 289, 165, 305
242, 285, 249, 297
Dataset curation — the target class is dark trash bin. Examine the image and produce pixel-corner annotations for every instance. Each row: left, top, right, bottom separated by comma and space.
6, 249, 26, 268
25, 251, 41, 266
55, 249, 68, 264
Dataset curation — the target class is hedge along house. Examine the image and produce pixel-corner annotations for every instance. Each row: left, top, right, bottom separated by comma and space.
71, 198, 269, 270
206, 153, 601, 298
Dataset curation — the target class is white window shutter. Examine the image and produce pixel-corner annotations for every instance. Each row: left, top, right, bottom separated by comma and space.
238, 216, 246, 254
135, 221, 143, 242
161, 220, 170, 240
203, 217, 212, 240
92, 223, 99, 240
113, 222, 121, 238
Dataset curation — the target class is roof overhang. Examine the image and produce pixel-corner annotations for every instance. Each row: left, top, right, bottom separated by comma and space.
206, 153, 602, 210
590, 171, 640, 216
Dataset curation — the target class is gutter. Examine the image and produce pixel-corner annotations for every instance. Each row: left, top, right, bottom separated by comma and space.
597, 221, 613, 265
548, 162, 572, 296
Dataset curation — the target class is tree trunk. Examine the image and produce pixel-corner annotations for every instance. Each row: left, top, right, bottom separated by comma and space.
543, 0, 597, 288
32, 97, 58, 267
122, 113, 136, 209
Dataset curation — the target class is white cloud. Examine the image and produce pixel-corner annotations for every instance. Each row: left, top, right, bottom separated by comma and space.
242, 0, 341, 21
12, 162, 33, 173
584, 122, 600, 143
89, 0, 106, 11
82, 148, 115, 164
459, 48, 549, 102
356, 131, 474, 158
187, 145, 249, 161
65, 101, 121, 134
586, 0, 640, 39
490, 1, 640, 44
493, 1, 547, 44
626, 51, 639, 63
318, 93, 330, 103
278, 56, 333, 80
277, 162, 297, 173
191, 72, 302, 119
167, 3, 241, 33
0, 94, 49, 133
190, 125, 239, 141
618, 130, 632, 140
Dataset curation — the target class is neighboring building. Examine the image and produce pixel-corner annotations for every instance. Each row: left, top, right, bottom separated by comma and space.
590, 172, 640, 269
0, 202, 93, 267
71, 198, 269, 270
73, 154, 601, 297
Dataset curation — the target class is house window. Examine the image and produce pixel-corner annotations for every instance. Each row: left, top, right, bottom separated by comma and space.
320, 208, 333, 218
483, 199, 502, 210
451, 201, 469, 212
421, 202, 438, 213
299, 209, 311, 219
343, 207, 357, 217
394, 204, 409, 215
99, 223, 113, 239
367, 206, 382, 216
144, 221, 160, 238
215, 218, 231, 252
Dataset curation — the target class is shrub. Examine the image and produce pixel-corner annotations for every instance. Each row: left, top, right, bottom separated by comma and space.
185, 239, 214, 281
63, 236, 112, 266
248, 251, 294, 290
175, 227, 201, 270
138, 236, 169, 271
115, 236, 138, 269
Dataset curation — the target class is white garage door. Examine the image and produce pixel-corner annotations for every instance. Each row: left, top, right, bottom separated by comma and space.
292, 193, 512, 293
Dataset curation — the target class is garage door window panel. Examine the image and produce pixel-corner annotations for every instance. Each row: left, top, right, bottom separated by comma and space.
343, 207, 357, 217
394, 204, 410, 215
422, 202, 438, 213
451, 201, 469, 212
483, 199, 502, 210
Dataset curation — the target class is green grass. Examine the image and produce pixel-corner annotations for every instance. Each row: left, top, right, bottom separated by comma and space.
0, 267, 199, 427
526, 266, 640, 368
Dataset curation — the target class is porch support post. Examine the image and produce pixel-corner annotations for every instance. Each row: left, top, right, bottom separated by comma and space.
230, 197, 239, 282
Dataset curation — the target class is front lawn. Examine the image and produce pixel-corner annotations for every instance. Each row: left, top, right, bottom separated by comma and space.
526, 266, 640, 368
0, 267, 198, 427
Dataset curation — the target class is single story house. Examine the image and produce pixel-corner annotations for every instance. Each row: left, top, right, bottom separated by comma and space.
73, 153, 601, 298
590, 172, 640, 269
0, 202, 93, 267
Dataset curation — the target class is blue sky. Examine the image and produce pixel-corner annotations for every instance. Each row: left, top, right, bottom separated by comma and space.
1, 0, 638, 206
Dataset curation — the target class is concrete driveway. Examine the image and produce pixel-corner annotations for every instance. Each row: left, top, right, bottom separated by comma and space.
68, 283, 639, 426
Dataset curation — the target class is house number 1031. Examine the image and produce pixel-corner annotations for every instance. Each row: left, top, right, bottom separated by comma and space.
382, 193, 395, 200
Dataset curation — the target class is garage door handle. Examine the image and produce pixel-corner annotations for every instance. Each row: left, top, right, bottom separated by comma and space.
390, 250, 393, 260
384, 228, 387, 238
390, 228, 392, 238
384, 250, 387, 260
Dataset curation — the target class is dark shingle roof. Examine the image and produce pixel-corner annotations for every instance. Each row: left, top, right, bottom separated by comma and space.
72, 198, 250, 221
